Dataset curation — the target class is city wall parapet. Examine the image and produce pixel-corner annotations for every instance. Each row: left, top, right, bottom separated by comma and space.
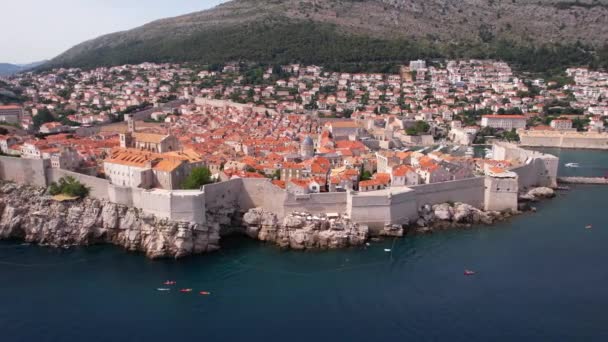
0, 143, 558, 228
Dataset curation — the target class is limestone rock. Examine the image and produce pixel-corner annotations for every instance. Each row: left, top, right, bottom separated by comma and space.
526, 187, 556, 199
412, 201, 514, 231
0, 182, 221, 259
242, 208, 368, 250
453, 203, 474, 223
432, 203, 453, 221
380, 224, 404, 237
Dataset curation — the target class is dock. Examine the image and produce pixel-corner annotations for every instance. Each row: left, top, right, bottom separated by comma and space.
558, 177, 608, 185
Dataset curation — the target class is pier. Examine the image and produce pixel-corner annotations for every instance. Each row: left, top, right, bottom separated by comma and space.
558, 177, 608, 185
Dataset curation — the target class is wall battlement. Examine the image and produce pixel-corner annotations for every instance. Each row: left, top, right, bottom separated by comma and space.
0, 143, 557, 228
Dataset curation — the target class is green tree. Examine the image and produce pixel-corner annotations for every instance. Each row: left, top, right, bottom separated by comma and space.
406, 121, 430, 136
182, 167, 213, 189
502, 128, 520, 142
33, 108, 55, 129
360, 170, 372, 181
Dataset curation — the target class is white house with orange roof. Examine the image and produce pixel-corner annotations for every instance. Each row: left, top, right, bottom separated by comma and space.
390, 165, 419, 186
103, 148, 204, 190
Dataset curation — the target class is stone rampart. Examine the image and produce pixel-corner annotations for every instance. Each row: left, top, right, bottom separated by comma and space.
0, 156, 48, 187
520, 131, 608, 149
284, 192, 348, 217
46, 168, 110, 200
0, 142, 558, 228
410, 177, 485, 209
240, 178, 288, 217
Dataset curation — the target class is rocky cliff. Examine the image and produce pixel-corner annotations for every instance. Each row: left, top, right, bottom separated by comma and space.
0, 181, 555, 258
412, 202, 515, 233
242, 208, 368, 250
0, 182, 220, 258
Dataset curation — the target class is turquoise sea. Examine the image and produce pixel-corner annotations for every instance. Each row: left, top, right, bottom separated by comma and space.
1, 148, 608, 341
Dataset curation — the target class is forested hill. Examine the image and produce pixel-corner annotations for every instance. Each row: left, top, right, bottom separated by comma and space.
46, 0, 608, 73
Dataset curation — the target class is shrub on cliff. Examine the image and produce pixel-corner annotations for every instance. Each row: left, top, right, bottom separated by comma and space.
182, 167, 213, 189
48, 176, 90, 198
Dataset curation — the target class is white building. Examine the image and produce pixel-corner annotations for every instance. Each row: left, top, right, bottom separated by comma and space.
0, 105, 23, 124
390, 165, 419, 186
589, 115, 605, 132
481, 115, 527, 130
550, 119, 573, 131
409, 60, 427, 71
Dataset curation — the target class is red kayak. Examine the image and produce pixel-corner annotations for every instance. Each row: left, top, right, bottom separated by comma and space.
180, 288, 193, 293
199, 291, 211, 295
464, 270, 476, 276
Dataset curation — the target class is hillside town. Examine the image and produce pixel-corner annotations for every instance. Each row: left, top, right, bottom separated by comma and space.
0, 60, 606, 193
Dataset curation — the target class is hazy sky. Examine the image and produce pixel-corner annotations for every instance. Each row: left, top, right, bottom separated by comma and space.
1, 0, 226, 64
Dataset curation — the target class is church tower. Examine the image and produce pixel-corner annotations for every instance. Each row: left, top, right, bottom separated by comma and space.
126, 114, 136, 133
120, 115, 135, 148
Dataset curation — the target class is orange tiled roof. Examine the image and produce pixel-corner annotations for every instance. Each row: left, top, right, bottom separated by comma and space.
133, 132, 169, 144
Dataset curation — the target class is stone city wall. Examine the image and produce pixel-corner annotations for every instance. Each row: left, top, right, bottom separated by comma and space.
410, 177, 485, 209
348, 187, 418, 230
201, 179, 242, 212
484, 176, 519, 212
284, 192, 348, 217
520, 131, 608, 149
240, 178, 288, 217
47, 168, 110, 200
493, 141, 558, 188
0, 142, 559, 228
0, 156, 48, 187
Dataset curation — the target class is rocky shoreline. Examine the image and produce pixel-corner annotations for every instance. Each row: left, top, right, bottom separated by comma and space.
242, 208, 368, 250
0, 182, 220, 258
0, 181, 556, 258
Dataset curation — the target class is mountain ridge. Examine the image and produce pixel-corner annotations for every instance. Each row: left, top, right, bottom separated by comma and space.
46, 0, 608, 72
0, 61, 49, 76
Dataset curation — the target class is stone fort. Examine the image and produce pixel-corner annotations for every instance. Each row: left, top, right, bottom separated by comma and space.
0, 143, 557, 231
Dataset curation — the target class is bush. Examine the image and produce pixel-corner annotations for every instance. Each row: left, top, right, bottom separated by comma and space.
406, 121, 431, 136
182, 167, 213, 189
48, 176, 90, 198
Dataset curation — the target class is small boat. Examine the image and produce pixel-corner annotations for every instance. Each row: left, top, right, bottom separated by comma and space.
163, 281, 176, 285
157, 288, 171, 291
585, 224, 593, 229
565, 163, 580, 168
384, 248, 392, 252
464, 270, 476, 276
199, 291, 211, 295
180, 288, 193, 293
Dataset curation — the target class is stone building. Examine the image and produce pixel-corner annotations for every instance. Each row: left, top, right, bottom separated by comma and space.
0, 105, 23, 124
119, 116, 180, 153
103, 148, 204, 190
481, 115, 527, 130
